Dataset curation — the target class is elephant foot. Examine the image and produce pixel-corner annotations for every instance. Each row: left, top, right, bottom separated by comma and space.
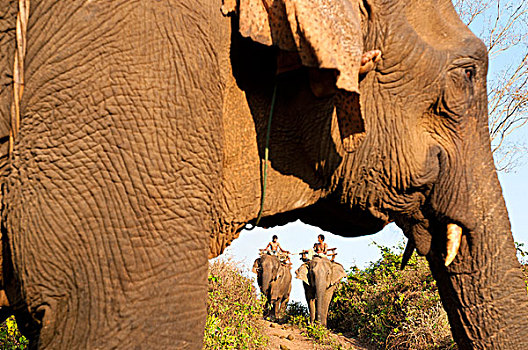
359, 49, 382, 74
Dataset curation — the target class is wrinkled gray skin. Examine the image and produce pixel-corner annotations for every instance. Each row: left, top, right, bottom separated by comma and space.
252, 254, 291, 319
0, 0, 527, 349
298, 257, 346, 327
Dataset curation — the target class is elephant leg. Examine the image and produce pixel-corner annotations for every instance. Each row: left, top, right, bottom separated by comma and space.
308, 298, 316, 324
2, 2, 225, 349
279, 297, 289, 318
273, 300, 281, 319
303, 283, 316, 324
264, 296, 272, 318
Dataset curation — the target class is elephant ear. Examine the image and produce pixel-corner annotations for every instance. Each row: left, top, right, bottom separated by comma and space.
295, 263, 309, 285
330, 262, 346, 286
237, 0, 365, 152
252, 258, 261, 274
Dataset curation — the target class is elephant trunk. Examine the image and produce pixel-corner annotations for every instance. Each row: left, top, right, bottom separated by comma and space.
261, 271, 273, 299
315, 282, 331, 327
428, 142, 528, 349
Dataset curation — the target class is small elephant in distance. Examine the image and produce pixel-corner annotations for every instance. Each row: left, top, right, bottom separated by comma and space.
252, 254, 292, 319
296, 256, 346, 327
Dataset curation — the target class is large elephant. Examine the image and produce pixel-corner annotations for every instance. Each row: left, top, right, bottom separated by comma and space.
296, 256, 346, 327
252, 254, 292, 319
0, 0, 527, 349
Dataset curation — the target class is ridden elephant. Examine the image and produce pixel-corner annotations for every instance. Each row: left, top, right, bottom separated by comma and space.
0, 0, 527, 348
252, 254, 292, 319
296, 256, 346, 326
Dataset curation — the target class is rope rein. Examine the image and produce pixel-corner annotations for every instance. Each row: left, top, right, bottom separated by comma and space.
246, 83, 278, 230
10, 0, 30, 155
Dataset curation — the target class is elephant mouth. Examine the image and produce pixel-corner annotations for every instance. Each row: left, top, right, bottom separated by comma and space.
391, 173, 472, 271
398, 214, 464, 269
388, 141, 469, 269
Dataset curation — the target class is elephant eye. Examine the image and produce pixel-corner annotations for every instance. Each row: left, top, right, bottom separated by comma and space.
464, 67, 475, 82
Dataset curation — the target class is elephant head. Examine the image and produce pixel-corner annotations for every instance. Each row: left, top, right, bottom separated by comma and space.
229, 0, 528, 347
253, 254, 280, 294
252, 254, 291, 318
297, 257, 346, 326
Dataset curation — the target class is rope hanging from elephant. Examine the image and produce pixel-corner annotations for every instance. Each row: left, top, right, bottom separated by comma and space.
246, 83, 278, 230
9, 0, 30, 156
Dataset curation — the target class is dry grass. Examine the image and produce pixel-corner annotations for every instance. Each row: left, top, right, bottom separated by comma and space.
204, 258, 268, 350
328, 243, 456, 350
385, 303, 453, 350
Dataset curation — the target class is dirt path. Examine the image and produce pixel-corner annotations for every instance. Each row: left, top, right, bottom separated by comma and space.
262, 320, 372, 350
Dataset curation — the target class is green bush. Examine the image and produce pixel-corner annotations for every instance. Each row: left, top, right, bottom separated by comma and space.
285, 301, 309, 320
328, 243, 455, 350
516, 242, 528, 292
303, 322, 338, 346
203, 258, 268, 350
0, 316, 28, 349
285, 302, 347, 350
284, 301, 311, 332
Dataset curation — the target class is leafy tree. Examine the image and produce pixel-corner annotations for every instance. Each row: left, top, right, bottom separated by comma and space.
455, 0, 528, 171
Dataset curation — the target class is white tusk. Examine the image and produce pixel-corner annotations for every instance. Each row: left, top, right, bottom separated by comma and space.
445, 224, 463, 266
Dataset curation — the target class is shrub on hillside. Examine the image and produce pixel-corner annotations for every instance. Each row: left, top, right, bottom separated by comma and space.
516, 243, 528, 291
0, 316, 28, 349
203, 258, 268, 350
328, 243, 455, 350
285, 301, 309, 320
